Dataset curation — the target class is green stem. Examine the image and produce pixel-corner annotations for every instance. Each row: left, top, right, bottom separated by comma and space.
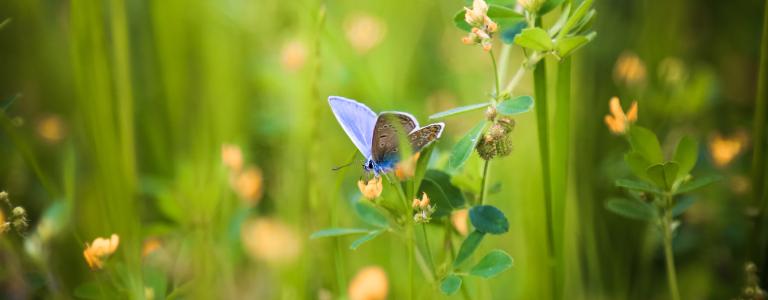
662, 195, 681, 300
533, 54, 557, 296
479, 159, 491, 205
550, 57, 572, 300
489, 50, 500, 100
420, 224, 435, 277
498, 44, 512, 84
752, 0, 768, 267
408, 225, 414, 300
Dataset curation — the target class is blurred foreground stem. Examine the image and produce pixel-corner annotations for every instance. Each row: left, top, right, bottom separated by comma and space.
753, 0, 768, 269
661, 194, 681, 300
479, 160, 490, 205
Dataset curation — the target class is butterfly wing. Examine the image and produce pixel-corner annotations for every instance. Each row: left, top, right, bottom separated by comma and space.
328, 96, 378, 158
409, 123, 445, 152
371, 112, 420, 165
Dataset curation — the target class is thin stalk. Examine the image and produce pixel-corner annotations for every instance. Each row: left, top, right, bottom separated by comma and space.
533, 55, 557, 295
489, 51, 500, 100
479, 159, 491, 205
752, 0, 768, 267
420, 224, 435, 276
408, 225, 414, 300
662, 195, 681, 300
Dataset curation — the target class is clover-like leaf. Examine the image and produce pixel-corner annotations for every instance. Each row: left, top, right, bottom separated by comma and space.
419, 170, 466, 218
469, 205, 509, 234
625, 151, 652, 181
440, 275, 462, 295
469, 249, 514, 278
454, 230, 485, 267
646, 162, 679, 191
555, 33, 595, 58
497, 95, 534, 115
615, 178, 662, 195
429, 102, 489, 119
354, 200, 390, 228
676, 174, 722, 194
310, 228, 371, 239
514, 28, 554, 51
673, 136, 698, 180
449, 120, 489, 170
605, 198, 657, 221
349, 229, 384, 250
628, 126, 664, 164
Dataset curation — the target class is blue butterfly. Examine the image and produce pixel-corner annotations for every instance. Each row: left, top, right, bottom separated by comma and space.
328, 96, 445, 174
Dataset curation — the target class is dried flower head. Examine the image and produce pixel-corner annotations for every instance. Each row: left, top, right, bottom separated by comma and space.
281, 39, 308, 72
83, 234, 120, 269
344, 13, 387, 54
604, 97, 638, 135
394, 152, 420, 180
235, 166, 264, 205
221, 144, 244, 173
709, 131, 747, 167
348, 266, 389, 300
451, 209, 469, 236
476, 118, 515, 160
613, 51, 646, 88
358, 177, 383, 200
240, 218, 301, 265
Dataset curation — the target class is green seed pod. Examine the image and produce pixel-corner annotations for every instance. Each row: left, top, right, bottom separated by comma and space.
476, 118, 515, 160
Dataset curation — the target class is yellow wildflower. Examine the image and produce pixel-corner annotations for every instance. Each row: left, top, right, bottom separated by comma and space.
604, 97, 638, 135
709, 132, 747, 167
235, 166, 264, 205
83, 234, 120, 270
394, 152, 420, 180
36, 114, 66, 144
344, 13, 386, 54
240, 218, 301, 265
613, 51, 646, 88
451, 209, 469, 236
412, 192, 435, 223
461, 0, 497, 51
358, 177, 383, 200
221, 144, 244, 173
348, 266, 389, 300
280, 39, 307, 72
142, 238, 162, 258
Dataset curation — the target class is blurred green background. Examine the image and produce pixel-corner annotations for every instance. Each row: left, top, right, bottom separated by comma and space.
0, 0, 766, 299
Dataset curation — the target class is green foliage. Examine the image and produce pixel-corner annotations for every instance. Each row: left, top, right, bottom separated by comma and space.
555, 33, 596, 58
514, 28, 554, 51
676, 175, 722, 194
615, 178, 662, 195
672, 196, 696, 217
469, 249, 514, 278
419, 170, 466, 218
646, 162, 679, 191
469, 205, 509, 234
453, 4, 524, 33
673, 136, 698, 179
449, 120, 489, 170
496, 95, 534, 115
454, 230, 486, 267
628, 126, 665, 164
309, 228, 371, 239
354, 200, 391, 228
350, 230, 384, 250
539, 0, 565, 15
440, 275, 462, 295
605, 198, 657, 221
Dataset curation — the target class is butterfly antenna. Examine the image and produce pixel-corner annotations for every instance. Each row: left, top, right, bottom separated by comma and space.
332, 151, 358, 171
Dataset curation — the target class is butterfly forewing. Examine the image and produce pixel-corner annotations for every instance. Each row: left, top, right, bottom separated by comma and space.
328, 96, 378, 158
371, 113, 418, 164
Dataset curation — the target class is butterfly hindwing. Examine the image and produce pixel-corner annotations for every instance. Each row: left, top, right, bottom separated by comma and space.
409, 123, 445, 152
328, 96, 378, 158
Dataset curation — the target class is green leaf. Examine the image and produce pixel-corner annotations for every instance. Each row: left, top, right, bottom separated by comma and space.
453, 10, 472, 32
419, 170, 466, 218
572, 10, 596, 35
496, 95, 534, 115
558, 0, 593, 38
354, 200, 390, 228
449, 120, 488, 170
429, 103, 489, 119
74, 281, 108, 299
672, 196, 696, 217
514, 28, 554, 51
625, 152, 652, 181
628, 126, 664, 164
676, 174, 722, 194
605, 198, 657, 221
469, 250, 514, 278
501, 21, 527, 44
646, 162, 679, 190
469, 205, 509, 234
539, 0, 565, 15
615, 178, 662, 195
555, 34, 594, 58
143, 266, 168, 300
454, 230, 485, 267
350, 230, 384, 250
673, 136, 698, 180
548, 3, 572, 36
310, 228, 371, 239
413, 144, 435, 191
440, 275, 463, 295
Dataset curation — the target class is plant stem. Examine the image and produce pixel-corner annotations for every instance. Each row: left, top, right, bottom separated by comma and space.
479, 159, 491, 205
503, 64, 527, 94
662, 194, 681, 300
420, 224, 435, 275
752, 0, 768, 267
533, 54, 557, 297
498, 44, 512, 83
489, 50, 500, 100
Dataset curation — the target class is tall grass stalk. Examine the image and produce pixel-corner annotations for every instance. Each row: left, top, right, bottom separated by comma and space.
662, 194, 681, 300
753, 0, 768, 268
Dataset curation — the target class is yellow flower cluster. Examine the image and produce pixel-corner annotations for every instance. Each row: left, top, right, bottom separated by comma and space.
358, 177, 383, 200
461, 0, 498, 51
222, 144, 264, 206
83, 234, 119, 270
604, 97, 638, 135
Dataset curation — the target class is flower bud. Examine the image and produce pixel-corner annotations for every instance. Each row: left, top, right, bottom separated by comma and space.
476, 118, 515, 160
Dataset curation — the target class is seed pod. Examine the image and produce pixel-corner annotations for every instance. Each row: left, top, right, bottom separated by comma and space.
475, 118, 515, 160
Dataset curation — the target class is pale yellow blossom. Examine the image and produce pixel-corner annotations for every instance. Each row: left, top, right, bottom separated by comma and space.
235, 166, 264, 205
709, 131, 747, 167
240, 218, 301, 265
221, 144, 244, 173
451, 209, 469, 236
604, 97, 638, 135
344, 14, 386, 54
348, 266, 388, 300
83, 234, 120, 269
358, 177, 383, 200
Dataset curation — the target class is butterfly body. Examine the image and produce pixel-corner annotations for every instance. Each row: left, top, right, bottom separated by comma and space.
328, 96, 445, 175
